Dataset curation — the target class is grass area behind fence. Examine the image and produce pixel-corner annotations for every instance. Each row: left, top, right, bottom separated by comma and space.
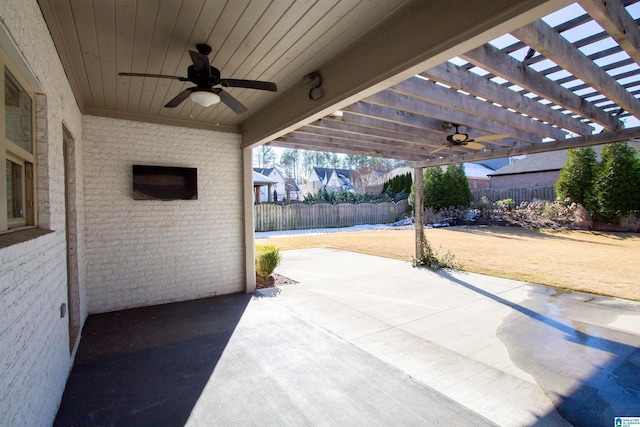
256, 226, 640, 301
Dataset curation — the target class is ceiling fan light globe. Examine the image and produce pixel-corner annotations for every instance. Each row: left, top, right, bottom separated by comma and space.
190, 91, 220, 107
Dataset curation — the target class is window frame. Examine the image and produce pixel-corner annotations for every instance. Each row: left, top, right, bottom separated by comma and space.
0, 46, 37, 233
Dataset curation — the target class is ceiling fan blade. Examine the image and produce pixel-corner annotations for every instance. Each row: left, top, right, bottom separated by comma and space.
218, 89, 248, 114
469, 133, 509, 142
465, 141, 485, 150
221, 79, 277, 91
431, 146, 449, 154
119, 72, 187, 81
164, 87, 197, 108
189, 50, 211, 78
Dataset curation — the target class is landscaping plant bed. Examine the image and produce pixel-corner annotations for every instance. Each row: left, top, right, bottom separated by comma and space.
256, 273, 298, 289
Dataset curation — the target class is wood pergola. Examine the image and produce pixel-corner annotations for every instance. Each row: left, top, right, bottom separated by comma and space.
264, 1, 640, 257
267, 1, 640, 166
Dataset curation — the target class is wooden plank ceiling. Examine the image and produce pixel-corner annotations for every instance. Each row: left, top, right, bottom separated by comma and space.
267, 0, 640, 166
38, 0, 410, 131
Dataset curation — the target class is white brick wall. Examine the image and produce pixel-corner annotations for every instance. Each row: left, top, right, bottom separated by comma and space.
0, 233, 69, 427
1, 1, 86, 426
83, 116, 245, 313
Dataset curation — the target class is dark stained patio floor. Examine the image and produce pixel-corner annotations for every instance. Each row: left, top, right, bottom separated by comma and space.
54, 289, 494, 426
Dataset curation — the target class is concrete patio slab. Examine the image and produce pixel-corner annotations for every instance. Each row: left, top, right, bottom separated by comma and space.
55, 247, 640, 426
272, 247, 640, 426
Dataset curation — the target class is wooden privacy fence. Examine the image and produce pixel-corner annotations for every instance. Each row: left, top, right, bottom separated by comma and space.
472, 187, 556, 205
254, 199, 409, 232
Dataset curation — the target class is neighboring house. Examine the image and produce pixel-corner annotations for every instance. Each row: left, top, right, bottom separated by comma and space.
253, 167, 301, 202
489, 143, 640, 190
253, 170, 276, 203
303, 167, 355, 196
464, 163, 495, 190
253, 167, 285, 202
489, 151, 568, 189
475, 158, 510, 171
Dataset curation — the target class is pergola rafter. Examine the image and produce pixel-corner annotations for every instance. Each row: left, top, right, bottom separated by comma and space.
580, 0, 640, 66
512, 20, 640, 121
460, 43, 622, 130
390, 77, 568, 140
421, 62, 593, 135
361, 91, 544, 145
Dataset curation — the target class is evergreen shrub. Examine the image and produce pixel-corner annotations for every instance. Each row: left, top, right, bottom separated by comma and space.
255, 245, 282, 278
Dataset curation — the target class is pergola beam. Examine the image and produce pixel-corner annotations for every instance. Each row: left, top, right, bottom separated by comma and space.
364, 91, 543, 145
343, 103, 464, 134
341, 102, 538, 143
422, 62, 594, 135
284, 128, 447, 156
512, 20, 640, 122
579, 0, 640, 69
461, 43, 622, 130
390, 77, 568, 140
413, 126, 640, 167
310, 119, 446, 148
295, 126, 440, 152
312, 118, 514, 149
271, 138, 429, 161
340, 111, 451, 139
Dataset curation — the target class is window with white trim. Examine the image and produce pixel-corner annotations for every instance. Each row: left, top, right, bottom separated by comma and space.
1, 48, 36, 232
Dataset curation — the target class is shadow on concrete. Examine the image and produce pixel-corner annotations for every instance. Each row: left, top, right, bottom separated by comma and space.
438, 270, 640, 426
54, 293, 252, 427
441, 226, 626, 247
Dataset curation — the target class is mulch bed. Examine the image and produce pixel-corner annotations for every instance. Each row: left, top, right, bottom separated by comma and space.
256, 273, 298, 289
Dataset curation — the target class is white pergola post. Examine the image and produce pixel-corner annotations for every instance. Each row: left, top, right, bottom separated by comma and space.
243, 147, 256, 293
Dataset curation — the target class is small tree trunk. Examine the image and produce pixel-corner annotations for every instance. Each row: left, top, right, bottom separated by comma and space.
414, 167, 424, 261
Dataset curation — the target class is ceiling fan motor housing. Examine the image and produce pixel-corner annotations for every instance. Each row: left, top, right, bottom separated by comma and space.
187, 65, 220, 86
447, 133, 468, 144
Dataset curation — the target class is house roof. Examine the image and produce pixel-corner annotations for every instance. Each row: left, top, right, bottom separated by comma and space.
313, 167, 352, 182
253, 167, 274, 175
284, 178, 300, 192
252, 171, 275, 185
475, 158, 511, 171
463, 163, 496, 179
487, 143, 634, 176
488, 151, 569, 176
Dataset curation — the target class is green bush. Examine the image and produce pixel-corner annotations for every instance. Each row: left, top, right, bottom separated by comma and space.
555, 141, 640, 224
303, 187, 392, 203
421, 164, 472, 210
592, 142, 640, 223
477, 196, 490, 211
382, 172, 412, 196
496, 198, 516, 212
255, 245, 282, 278
555, 146, 597, 211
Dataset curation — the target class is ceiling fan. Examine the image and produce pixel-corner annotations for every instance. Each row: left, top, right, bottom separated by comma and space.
444, 124, 508, 150
118, 44, 277, 114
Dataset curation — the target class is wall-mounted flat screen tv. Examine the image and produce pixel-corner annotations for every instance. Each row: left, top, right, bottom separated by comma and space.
132, 165, 197, 200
